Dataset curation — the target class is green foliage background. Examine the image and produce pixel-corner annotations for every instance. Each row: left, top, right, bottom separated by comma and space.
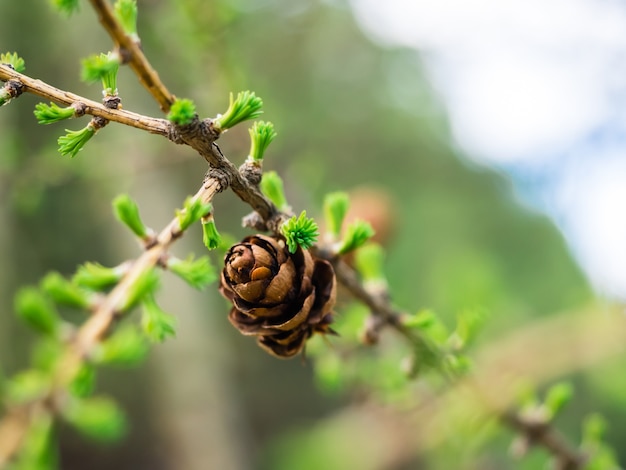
1, 0, 620, 469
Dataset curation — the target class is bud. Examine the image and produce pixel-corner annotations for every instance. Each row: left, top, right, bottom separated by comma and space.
220, 235, 336, 358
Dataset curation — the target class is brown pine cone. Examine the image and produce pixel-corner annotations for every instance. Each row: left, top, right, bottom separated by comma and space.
219, 234, 336, 358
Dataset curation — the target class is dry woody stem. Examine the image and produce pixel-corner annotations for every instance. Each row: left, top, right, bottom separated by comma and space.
88, 0, 175, 112
0, 64, 170, 136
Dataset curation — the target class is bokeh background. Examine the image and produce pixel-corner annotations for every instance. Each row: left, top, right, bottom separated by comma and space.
1, 0, 624, 468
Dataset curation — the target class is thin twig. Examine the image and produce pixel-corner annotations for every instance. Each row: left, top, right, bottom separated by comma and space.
0, 179, 219, 466
0, 64, 170, 136
0, 63, 283, 230
88, 0, 176, 112
502, 410, 587, 469
327, 255, 587, 467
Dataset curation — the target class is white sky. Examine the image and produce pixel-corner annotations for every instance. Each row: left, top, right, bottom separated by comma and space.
350, 0, 626, 298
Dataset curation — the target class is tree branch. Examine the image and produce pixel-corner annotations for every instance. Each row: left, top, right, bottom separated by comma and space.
0, 64, 170, 136
0, 178, 220, 465
88, 0, 176, 112
502, 410, 587, 469
0, 62, 287, 232
327, 254, 587, 467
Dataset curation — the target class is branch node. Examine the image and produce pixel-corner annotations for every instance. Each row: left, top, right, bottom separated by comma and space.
5, 79, 24, 98
71, 101, 87, 117
239, 161, 263, 186
206, 165, 231, 193
116, 46, 133, 65
92, 116, 108, 130
242, 211, 268, 231
103, 95, 121, 110
205, 119, 222, 140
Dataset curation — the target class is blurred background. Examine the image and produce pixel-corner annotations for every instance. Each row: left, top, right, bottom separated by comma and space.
0, 0, 624, 468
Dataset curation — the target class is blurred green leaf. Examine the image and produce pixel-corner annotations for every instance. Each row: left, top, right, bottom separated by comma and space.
403, 310, 449, 344
82, 52, 119, 95
95, 324, 148, 367
69, 364, 96, 398
12, 414, 56, 470
168, 255, 217, 290
544, 382, 573, 419
50, 0, 80, 15
114, 0, 138, 36
119, 268, 160, 312
354, 242, 386, 283
41, 271, 90, 309
338, 220, 375, 255
1, 52, 25, 72
176, 197, 212, 232
112, 194, 148, 239
63, 396, 127, 443
14, 287, 59, 336
5, 370, 50, 405
260, 171, 288, 210
141, 295, 176, 343
73, 262, 124, 291
323, 191, 349, 238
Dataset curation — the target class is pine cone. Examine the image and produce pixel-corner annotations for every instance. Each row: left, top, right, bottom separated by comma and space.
219, 234, 336, 358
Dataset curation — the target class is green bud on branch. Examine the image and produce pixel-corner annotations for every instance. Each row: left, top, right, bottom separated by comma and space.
141, 295, 176, 343
338, 220, 375, 255
323, 191, 350, 238
63, 396, 127, 443
167, 98, 197, 126
95, 324, 148, 366
57, 124, 96, 158
0, 52, 25, 73
260, 171, 288, 210
281, 211, 319, 253
354, 242, 385, 282
248, 121, 277, 162
41, 271, 91, 309
168, 255, 217, 290
0, 88, 11, 107
176, 197, 212, 232
82, 52, 120, 96
544, 382, 574, 420
112, 194, 149, 239
114, 0, 138, 39
14, 288, 59, 336
213, 91, 263, 131
403, 310, 449, 344
13, 414, 55, 470
451, 308, 487, 350
119, 268, 160, 312
5, 370, 50, 405
34, 102, 77, 124
73, 262, 126, 291
32, 339, 64, 373
201, 216, 221, 250
69, 364, 96, 398
51, 0, 80, 15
